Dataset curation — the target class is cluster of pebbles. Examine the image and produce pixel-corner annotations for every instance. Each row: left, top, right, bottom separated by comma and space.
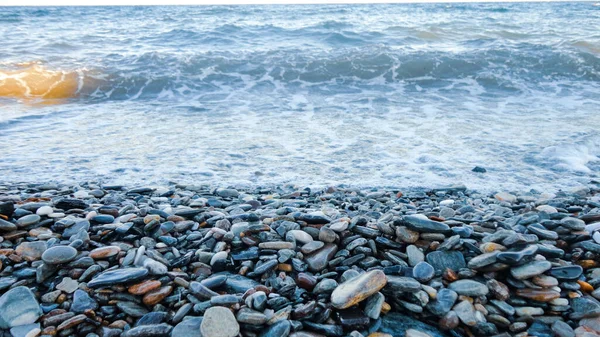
1, 182, 600, 337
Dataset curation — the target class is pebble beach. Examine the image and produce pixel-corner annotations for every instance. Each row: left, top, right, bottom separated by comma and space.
1, 182, 600, 337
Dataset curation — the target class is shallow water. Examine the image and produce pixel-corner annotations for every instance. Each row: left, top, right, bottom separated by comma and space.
1, 3, 599, 192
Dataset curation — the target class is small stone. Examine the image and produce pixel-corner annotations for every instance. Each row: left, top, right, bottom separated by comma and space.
305, 243, 338, 272
258, 241, 294, 250
364, 292, 385, 319
56, 277, 79, 293
330, 270, 388, 309
426, 251, 466, 272
129, 280, 162, 295
172, 317, 202, 337
402, 215, 450, 233
413, 262, 435, 283
552, 321, 575, 337
472, 166, 486, 173
121, 323, 173, 337
89, 246, 121, 259
143, 286, 172, 306
515, 288, 560, 302
200, 307, 239, 337
36, 206, 54, 216
510, 260, 552, 280
236, 307, 267, 325
448, 279, 489, 297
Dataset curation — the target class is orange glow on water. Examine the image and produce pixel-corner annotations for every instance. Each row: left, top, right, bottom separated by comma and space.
0, 65, 80, 100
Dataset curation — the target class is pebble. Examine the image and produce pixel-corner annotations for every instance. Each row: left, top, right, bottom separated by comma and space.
201, 307, 239, 337
331, 270, 388, 309
0, 286, 42, 329
88, 267, 149, 288
448, 279, 489, 297
41, 245, 78, 265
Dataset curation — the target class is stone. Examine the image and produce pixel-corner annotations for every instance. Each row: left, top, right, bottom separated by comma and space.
552, 321, 575, 337
305, 243, 338, 272
427, 289, 458, 316
9, 323, 40, 337
89, 246, 121, 259
550, 265, 583, 280
41, 245, 78, 265
236, 307, 267, 325
121, 323, 173, 337
426, 251, 466, 272
71, 289, 98, 313
515, 288, 560, 302
407, 245, 425, 267
200, 307, 239, 337
448, 280, 489, 297
364, 292, 385, 319
413, 262, 435, 282
88, 267, 149, 288
16, 214, 40, 227
116, 301, 149, 317
260, 320, 291, 337
510, 260, 552, 280
331, 270, 388, 309
0, 218, 17, 232
172, 317, 202, 337
129, 280, 162, 295
402, 215, 450, 233
258, 241, 294, 250
453, 300, 478, 326
0, 286, 42, 329
143, 286, 172, 306
56, 277, 78, 293
15, 241, 47, 262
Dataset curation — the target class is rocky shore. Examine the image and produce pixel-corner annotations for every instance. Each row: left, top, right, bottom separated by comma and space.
1, 182, 600, 337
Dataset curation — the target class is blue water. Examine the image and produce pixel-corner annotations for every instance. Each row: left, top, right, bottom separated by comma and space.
1, 3, 599, 192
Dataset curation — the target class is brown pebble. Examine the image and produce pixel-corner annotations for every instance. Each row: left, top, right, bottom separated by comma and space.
515, 288, 560, 302
128, 280, 161, 295
143, 286, 172, 306
89, 246, 121, 259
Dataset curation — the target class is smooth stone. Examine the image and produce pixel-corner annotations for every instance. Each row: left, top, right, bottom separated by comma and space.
330, 270, 387, 309
116, 301, 149, 317
413, 262, 435, 283
89, 246, 121, 259
258, 241, 294, 250
402, 215, 450, 233
136, 312, 168, 326
9, 323, 40, 337
426, 251, 466, 272
88, 267, 149, 288
223, 273, 260, 293
129, 280, 162, 295
260, 320, 291, 337
0, 219, 17, 232
496, 245, 538, 265
143, 258, 168, 275
0, 286, 42, 329
16, 214, 40, 227
386, 276, 421, 292
364, 292, 385, 319
56, 277, 78, 293
305, 243, 338, 272
236, 307, 267, 325
448, 279, 489, 297
301, 241, 325, 255
36, 205, 53, 216
560, 217, 586, 231
549, 265, 583, 280
200, 307, 239, 337
71, 289, 98, 313
379, 312, 446, 337
41, 245, 78, 265
171, 317, 202, 337
453, 300, 479, 326
552, 320, 575, 337
62, 221, 90, 239
515, 288, 560, 302
427, 288, 458, 316
407, 245, 425, 267
288, 230, 313, 244
510, 260, 552, 280
121, 323, 173, 337
15, 241, 47, 262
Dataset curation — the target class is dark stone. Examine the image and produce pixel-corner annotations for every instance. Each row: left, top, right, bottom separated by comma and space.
549, 266, 583, 281
88, 268, 149, 288
472, 166, 487, 173
379, 312, 448, 337
55, 198, 88, 210
402, 215, 450, 233
121, 323, 172, 337
426, 251, 466, 272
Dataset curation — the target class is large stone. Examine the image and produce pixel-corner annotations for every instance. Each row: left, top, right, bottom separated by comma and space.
0, 286, 42, 329
200, 307, 239, 337
510, 260, 552, 280
15, 241, 47, 262
330, 270, 387, 309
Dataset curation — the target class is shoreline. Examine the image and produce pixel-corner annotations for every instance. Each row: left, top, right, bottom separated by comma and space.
0, 183, 599, 337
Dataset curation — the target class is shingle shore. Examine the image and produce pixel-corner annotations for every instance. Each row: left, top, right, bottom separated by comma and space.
1, 182, 600, 337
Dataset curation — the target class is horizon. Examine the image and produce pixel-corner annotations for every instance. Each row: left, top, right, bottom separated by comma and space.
1, 0, 596, 6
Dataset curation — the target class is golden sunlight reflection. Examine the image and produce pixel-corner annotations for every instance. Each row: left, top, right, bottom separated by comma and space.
0, 64, 81, 102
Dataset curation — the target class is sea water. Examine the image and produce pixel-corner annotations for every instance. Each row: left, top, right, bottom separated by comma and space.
0, 3, 599, 192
